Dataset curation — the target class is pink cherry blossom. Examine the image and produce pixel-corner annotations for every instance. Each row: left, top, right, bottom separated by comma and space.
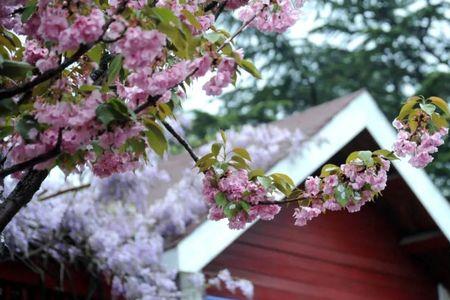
114, 27, 166, 70
35, 54, 59, 73
305, 176, 321, 196
24, 40, 48, 65
37, 7, 68, 41
293, 207, 321, 227
203, 58, 236, 96
249, 204, 280, 221
322, 174, 338, 194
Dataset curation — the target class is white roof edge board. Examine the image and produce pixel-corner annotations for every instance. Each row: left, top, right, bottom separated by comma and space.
360, 92, 450, 242
162, 92, 369, 272
163, 91, 450, 272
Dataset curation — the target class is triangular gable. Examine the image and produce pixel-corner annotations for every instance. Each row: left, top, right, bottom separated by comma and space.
162, 90, 450, 273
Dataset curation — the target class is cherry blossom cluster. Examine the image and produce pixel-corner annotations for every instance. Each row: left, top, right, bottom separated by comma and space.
292, 151, 391, 226
190, 98, 447, 230
238, 0, 305, 33
392, 97, 449, 168
202, 168, 281, 229
1, 0, 305, 181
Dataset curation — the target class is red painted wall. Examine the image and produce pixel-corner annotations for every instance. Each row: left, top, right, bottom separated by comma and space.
205, 203, 438, 300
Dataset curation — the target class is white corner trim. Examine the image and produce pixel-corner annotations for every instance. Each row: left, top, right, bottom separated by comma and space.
163, 91, 450, 273
163, 93, 369, 272
360, 93, 450, 242
438, 283, 450, 300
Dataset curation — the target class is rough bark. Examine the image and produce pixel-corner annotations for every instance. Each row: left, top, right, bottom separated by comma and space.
0, 169, 48, 233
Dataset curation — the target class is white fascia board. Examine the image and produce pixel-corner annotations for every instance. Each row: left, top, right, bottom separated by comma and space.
163, 91, 450, 273
163, 93, 369, 273
359, 93, 450, 242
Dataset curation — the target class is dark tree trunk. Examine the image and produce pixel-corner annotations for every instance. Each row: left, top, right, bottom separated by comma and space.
0, 169, 48, 232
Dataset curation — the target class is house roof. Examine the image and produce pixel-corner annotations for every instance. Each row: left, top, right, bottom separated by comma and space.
161, 90, 450, 284
153, 90, 363, 201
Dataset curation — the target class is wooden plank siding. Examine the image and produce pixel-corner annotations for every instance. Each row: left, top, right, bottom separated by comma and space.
205, 203, 438, 300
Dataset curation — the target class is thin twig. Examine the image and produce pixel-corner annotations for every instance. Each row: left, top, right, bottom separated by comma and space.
257, 196, 307, 206
161, 120, 199, 162
38, 183, 91, 201
217, 8, 263, 52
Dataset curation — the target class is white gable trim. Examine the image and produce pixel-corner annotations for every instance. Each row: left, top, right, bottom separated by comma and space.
163, 91, 450, 272
360, 93, 450, 241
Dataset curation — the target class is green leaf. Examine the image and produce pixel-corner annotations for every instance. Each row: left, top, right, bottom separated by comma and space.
79, 85, 98, 92
239, 200, 251, 213
358, 150, 374, 167
91, 142, 104, 156
334, 184, 348, 207
230, 155, 250, 170
431, 113, 449, 129
211, 143, 222, 156
144, 120, 168, 157
0, 126, 13, 139
87, 44, 104, 64
373, 149, 399, 160
429, 96, 450, 117
195, 153, 216, 171
95, 98, 130, 127
149, 7, 181, 27
107, 55, 123, 85
270, 173, 295, 187
239, 59, 261, 79
346, 151, 361, 164
249, 168, 265, 179
0, 98, 18, 116
0, 60, 34, 80
204, 32, 224, 44
408, 109, 420, 132
224, 202, 239, 219
181, 9, 201, 30
320, 164, 340, 177
273, 181, 292, 196
21, 1, 37, 23
397, 96, 420, 120
419, 103, 436, 116
220, 130, 227, 144
257, 176, 272, 189
215, 192, 228, 208
127, 137, 146, 156
232, 147, 251, 161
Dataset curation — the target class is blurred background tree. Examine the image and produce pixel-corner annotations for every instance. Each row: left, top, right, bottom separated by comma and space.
187, 0, 450, 197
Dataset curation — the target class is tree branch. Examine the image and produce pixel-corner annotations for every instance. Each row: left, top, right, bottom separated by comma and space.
134, 95, 161, 114
0, 130, 62, 179
0, 45, 90, 100
38, 183, 91, 201
0, 169, 49, 233
161, 120, 199, 162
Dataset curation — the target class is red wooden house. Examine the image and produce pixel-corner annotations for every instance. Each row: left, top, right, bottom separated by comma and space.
163, 90, 450, 299
1, 90, 449, 299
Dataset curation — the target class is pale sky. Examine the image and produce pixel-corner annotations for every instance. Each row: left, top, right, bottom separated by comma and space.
183, 0, 449, 115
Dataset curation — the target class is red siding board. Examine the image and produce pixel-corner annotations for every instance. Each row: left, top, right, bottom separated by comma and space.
205, 203, 438, 299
